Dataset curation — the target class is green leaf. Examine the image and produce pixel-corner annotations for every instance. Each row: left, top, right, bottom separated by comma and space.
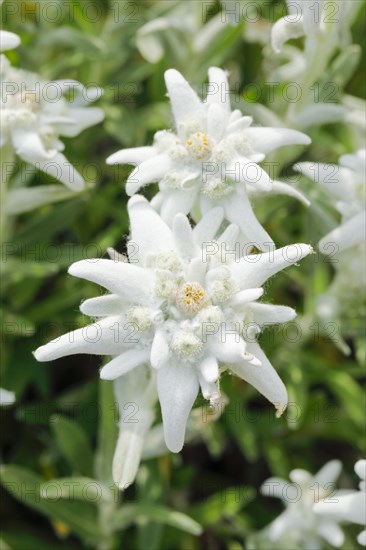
51, 415, 94, 477
112, 505, 203, 536
0, 466, 98, 541
40, 477, 111, 502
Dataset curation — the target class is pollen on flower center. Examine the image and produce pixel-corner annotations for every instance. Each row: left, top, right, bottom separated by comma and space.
176, 282, 210, 314
186, 132, 212, 160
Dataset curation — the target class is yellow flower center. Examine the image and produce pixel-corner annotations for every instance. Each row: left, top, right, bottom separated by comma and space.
176, 282, 210, 314
186, 132, 212, 160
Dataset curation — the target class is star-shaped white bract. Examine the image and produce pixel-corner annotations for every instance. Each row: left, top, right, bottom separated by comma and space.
314, 459, 366, 546
0, 56, 104, 190
34, 197, 312, 453
261, 461, 345, 549
106, 67, 310, 250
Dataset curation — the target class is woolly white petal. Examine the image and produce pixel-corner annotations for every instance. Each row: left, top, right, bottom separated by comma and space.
249, 303, 296, 326
128, 195, 174, 262
230, 288, 264, 306
33, 152, 84, 191
160, 187, 198, 223
296, 162, 353, 199
355, 460, 366, 481
34, 316, 130, 361
112, 370, 156, 489
316, 521, 344, 548
206, 67, 231, 113
80, 295, 125, 317
0, 30, 20, 51
314, 491, 366, 525
0, 388, 15, 406
173, 213, 197, 259
271, 15, 305, 53
199, 356, 219, 384
125, 154, 172, 195
230, 342, 288, 416
11, 128, 56, 162
207, 333, 246, 363
264, 180, 311, 207
157, 362, 199, 452
112, 406, 154, 489
261, 477, 288, 499
223, 191, 274, 251
150, 328, 169, 369
106, 146, 156, 165
314, 460, 342, 486
245, 127, 310, 155
193, 207, 224, 243
56, 107, 104, 137
231, 244, 313, 289
100, 349, 150, 380
207, 103, 229, 141
357, 530, 366, 546
319, 211, 366, 254
68, 259, 153, 303
164, 69, 204, 129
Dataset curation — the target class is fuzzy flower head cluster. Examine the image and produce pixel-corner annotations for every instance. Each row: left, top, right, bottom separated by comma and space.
0, 57, 104, 190
35, 197, 312, 453
107, 67, 310, 250
260, 461, 345, 549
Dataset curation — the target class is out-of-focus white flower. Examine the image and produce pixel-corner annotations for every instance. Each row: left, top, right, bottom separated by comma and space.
261, 461, 345, 549
314, 459, 366, 546
299, 150, 365, 255
297, 150, 366, 334
0, 0, 20, 52
271, 0, 361, 54
107, 67, 310, 250
0, 387, 15, 406
34, 197, 313, 453
0, 56, 104, 190
112, 365, 157, 490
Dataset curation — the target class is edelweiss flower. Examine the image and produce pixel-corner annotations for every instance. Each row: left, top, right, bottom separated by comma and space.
314, 459, 366, 546
297, 150, 365, 327
34, 197, 312, 452
0, 387, 15, 406
261, 461, 345, 549
0, 57, 104, 190
107, 67, 310, 249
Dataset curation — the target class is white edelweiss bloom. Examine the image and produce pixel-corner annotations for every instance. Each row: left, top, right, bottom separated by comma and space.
261, 461, 345, 549
314, 459, 366, 546
0, 56, 104, 190
34, 197, 313, 453
0, 387, 15, 406
106, 67, 310, 250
